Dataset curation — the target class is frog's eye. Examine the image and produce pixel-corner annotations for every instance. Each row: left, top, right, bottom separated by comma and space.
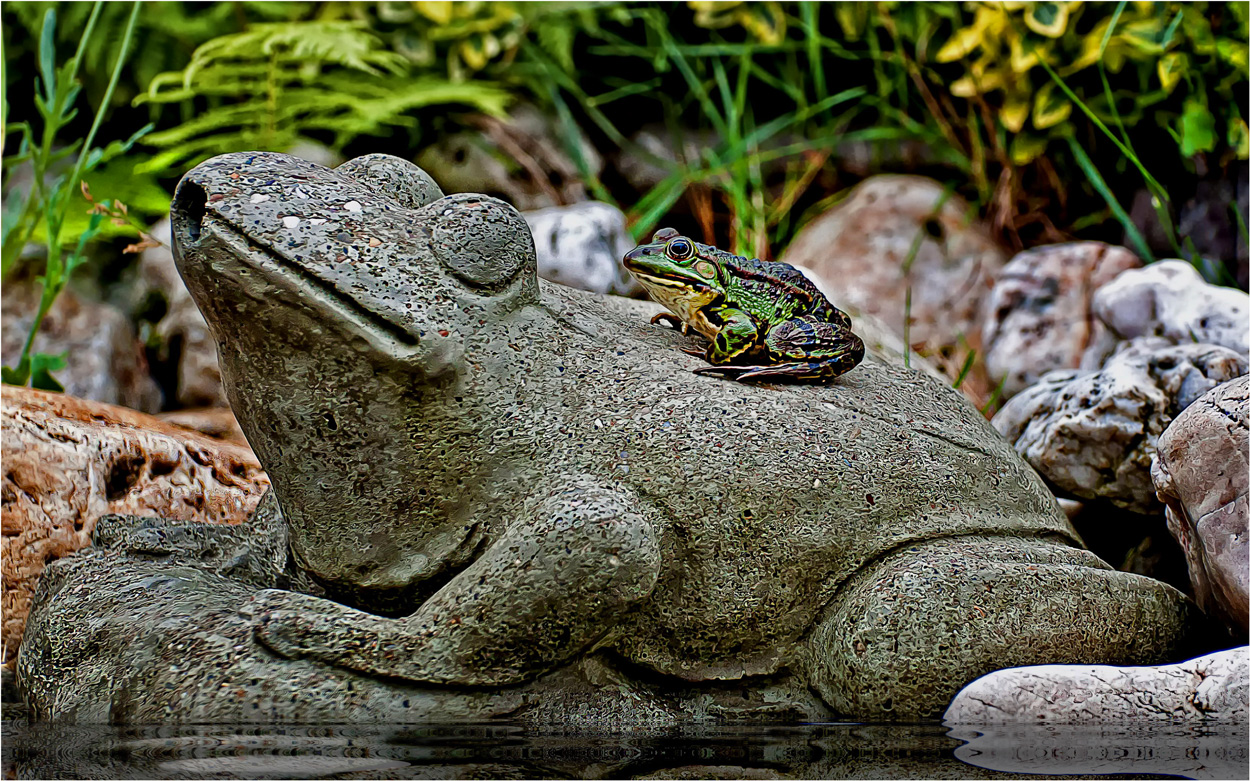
666, 238, 694, 261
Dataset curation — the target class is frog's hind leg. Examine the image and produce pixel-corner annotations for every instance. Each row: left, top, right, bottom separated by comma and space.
715, 318, 864, 382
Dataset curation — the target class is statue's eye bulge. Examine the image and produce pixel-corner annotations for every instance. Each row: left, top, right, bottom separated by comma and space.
666, 238, 694, 261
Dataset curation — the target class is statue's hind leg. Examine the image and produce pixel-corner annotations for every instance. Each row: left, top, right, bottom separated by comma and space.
797, 534, 1208, 721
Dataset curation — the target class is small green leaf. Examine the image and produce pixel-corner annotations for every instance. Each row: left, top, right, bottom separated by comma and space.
1, 358, 30, 386
38, 9, 57, 105
1230, 118, 1249, 160
1156, 52, 1186, 93
29, 352, 67, 392
1009, 133, 1048, 164
1032, 82, 1072, 129
1180, 99, 1217, 156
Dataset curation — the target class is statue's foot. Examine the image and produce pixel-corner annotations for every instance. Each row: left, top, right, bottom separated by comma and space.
800, 534, 1201, 721
251, 589, 358, 662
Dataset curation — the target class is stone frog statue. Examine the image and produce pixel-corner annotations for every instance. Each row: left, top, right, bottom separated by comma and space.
17, 152, 1204, 723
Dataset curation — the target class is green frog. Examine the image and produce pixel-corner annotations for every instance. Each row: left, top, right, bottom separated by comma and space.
623, 228, 865, 381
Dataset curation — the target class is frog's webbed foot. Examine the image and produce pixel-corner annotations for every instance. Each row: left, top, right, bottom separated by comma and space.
680, 346, 708, 358
253, 479, 661, 687
649, 312, 691, 335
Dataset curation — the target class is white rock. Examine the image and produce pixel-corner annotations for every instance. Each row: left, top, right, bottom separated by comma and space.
1094, 260, 1250, 360
524, 201, 641, 296
993, 338, 1246, 513
944, 647, 1249, 724
982, 242, 1140, 398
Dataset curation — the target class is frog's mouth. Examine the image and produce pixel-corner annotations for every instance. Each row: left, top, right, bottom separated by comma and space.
627, 269, 714, 294
177, 181, 422, 353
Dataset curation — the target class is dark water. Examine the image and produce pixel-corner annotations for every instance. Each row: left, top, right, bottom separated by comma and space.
3, 721, 1246, 779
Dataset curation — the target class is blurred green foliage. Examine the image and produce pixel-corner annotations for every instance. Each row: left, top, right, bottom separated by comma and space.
2, 4, 149, 390
135, 20, 512, 173
2, 1, 1247, 265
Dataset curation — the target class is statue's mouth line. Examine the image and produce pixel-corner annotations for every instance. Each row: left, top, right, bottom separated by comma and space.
207, 213, 420, 350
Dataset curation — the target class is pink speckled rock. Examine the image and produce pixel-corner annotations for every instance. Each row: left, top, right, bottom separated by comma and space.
1153, 376, 1249, 635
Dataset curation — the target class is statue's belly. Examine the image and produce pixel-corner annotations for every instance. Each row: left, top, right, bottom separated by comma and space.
609, 525, 844, 681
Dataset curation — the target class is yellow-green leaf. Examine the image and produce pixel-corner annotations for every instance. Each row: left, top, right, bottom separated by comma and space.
1010, 133, 1048, 164
951, 64, 1006, 97
1157, 51, 1187, 93
689, 0, 740, 29
1230, 118, 1250, 160
936, 24, 984, 63
415, 1, 453, 25
1032, 81, 1071, 129
458, 32, 500, 71
1024, 2, 1071, 38
1009, 35, 1041, 73
1001, 92, 1031, 133
738, 2, 786, 45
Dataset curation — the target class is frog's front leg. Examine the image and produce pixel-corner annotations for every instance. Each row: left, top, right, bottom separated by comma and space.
687, 307, 759, 373
252, 479, 661, 686
706, 315, 864, 382
649, 311, 691, 335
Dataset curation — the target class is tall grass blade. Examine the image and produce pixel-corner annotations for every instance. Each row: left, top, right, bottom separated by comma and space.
1066, 134, 1154, 262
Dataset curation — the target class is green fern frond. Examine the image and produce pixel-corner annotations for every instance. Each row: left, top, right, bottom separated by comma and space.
134, 19, 514, 173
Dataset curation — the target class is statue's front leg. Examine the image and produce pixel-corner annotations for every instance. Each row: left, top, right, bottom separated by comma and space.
253, 480, 661, 686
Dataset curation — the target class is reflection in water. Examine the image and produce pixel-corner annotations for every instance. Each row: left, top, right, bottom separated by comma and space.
946, 724, 1249, 780
2, 721, 1245, 779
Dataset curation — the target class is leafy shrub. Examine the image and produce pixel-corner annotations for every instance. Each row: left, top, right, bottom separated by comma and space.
134, 20, 513, 173
2, 4, 151, 390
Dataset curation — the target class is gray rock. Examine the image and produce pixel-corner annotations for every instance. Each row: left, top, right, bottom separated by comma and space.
779, 175, 1008, 404
1153, 376, 1249, 635
993, 338, 1247, 514
1093, 260, 1250, 361
523, 201, 641, 296
982, 242, 1140, 398
1, 280, 161, 413
138, 218, 226, 407
945, 647, 1249, 724
17, 152, 1205, 724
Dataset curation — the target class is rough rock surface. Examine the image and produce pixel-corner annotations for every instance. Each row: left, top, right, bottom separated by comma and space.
982, 242, 1140, 398
1153, 376, 1249, 635
1, 385, 267, 665
415, 104, 601, 212
157, 407, 250, 447
523, 201, 642, 296
945, 647, 1249, 723
138, 218, 227, 407
1, 281, 162, 413
1094, 260, 1250, 361
17, 152, 1204, 724
779, 175, 1008, 400
993, 338, 1247, 514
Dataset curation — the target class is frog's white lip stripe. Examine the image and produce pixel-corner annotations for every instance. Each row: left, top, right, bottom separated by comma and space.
630, 271, 712, 292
